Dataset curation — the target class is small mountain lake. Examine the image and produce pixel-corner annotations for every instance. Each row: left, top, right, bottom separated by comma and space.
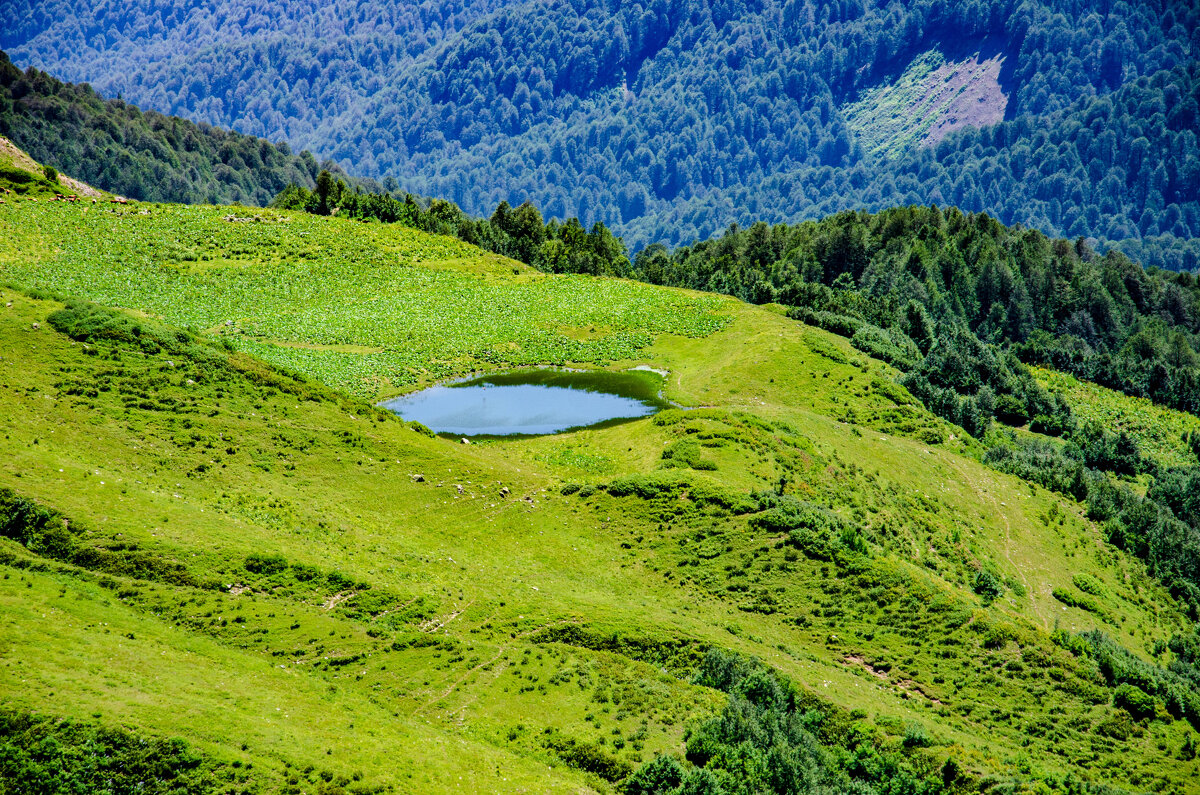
380, 368, 672, 436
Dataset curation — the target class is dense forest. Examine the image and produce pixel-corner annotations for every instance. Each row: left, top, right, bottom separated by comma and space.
0, 51, 325, 205
635, 205, 1200, 417
5, 0, 1199, 266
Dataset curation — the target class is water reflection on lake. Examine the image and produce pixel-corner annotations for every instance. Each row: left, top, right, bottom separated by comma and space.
380, 368, 670, 436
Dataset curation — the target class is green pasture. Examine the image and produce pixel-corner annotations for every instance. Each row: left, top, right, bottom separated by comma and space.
0, 204, 1198, 793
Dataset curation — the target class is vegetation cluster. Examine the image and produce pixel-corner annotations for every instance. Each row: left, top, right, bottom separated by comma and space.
634, 205, 1200, 421
0, 51, 326, 205
3, 2, 1199, 266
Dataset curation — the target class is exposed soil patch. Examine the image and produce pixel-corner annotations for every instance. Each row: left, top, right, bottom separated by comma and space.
896, 678, 944, 706
844, 654, 889, 680
842, 45, 1009, 157
844, 655, 944, 704
419, 601, 473, 633
922, 51, 1009, 146
322, 590, 355, 610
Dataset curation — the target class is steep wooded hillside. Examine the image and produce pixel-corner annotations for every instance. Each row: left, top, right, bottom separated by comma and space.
0, 51, 324, 205
3, 0, 1198, 267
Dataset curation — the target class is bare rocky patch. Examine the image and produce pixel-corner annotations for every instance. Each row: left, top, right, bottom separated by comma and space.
843, 46, 1009, 158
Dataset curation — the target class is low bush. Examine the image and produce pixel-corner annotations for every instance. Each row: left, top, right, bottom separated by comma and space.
787, 307, 863, 338
849, 324, 921, 371
1052, 587, 1104, 615
0, 709, 233, 792
541, 729, 632, 782
530, 624, 707, 674
0, 487, 194, 586
1113, 683, 1159, 721
1071, 573, 1107, 597
749, 496, 866, 561
244, 553, 288, 575
605, 472, 688, 500
972, 570, 1005, 604
47, 300, 193, 355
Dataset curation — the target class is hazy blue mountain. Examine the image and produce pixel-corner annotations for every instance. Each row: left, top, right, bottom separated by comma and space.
4, 0, 1199, 266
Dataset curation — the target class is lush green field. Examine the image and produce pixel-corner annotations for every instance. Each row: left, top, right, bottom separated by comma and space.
1, 200, 1199, 793
1036, 367, 1200, 471
0, 200, 728, 398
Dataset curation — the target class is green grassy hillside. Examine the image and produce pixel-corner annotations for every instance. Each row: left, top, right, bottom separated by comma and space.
1, 194, 1199, 793
0, 134, 90, 199
1035, 367, 1200, 472
0, 198, 725, 399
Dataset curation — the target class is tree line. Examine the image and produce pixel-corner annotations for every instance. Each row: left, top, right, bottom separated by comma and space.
5, 0, 1198, 264
636, 205, 1200, 417
272, 172, 632, 277
0, 51, 326, 205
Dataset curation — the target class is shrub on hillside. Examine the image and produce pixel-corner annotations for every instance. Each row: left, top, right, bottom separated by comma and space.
972, 570, 1005, 605
0, 709, 232, 792
1113, 684, 1160, 722
849, 324, 920, 371
244, 553, 288, 575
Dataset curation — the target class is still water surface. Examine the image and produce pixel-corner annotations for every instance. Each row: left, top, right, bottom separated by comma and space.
380, 368, 670, 436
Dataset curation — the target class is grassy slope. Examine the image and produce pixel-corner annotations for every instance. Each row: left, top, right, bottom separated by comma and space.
1036, 367, 1200, 471
0, 199, 728, 399
0, 134, 103, 199
0, 198, 1198, 792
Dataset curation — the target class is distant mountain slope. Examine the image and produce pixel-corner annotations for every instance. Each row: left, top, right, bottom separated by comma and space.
0, 0, 507, 151
3, 1, 1199, 267
0, 51, 323, 205
0, 133, 103, 198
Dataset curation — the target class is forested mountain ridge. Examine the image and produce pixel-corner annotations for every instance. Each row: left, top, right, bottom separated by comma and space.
4, 0, 1199, 267
0, 51, 327, 205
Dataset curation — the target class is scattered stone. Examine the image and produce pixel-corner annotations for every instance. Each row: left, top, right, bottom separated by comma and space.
461, 437, 470, 445
30, 322, 39, 330
411, 473, 425, 482
499, 486, 510, 498
455, 484, 464, 494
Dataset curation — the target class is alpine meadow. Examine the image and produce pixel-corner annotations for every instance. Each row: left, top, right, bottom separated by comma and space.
1, 2, 1200, 794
